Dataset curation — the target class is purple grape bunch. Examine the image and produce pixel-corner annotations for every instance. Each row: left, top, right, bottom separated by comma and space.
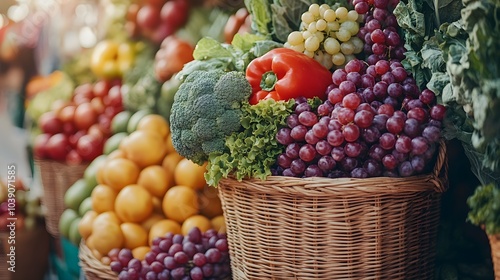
273, 0, 446, 178
108, 227, 231, 280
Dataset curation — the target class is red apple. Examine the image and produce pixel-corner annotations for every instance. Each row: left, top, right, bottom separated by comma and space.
62, 122, 78, 135
90, 97, 105, 115
58, 105, 76, 123
74, 103, 98, 130
33, 133, 51, 159
46, 133, 71, 161
73, 83, 94, 100
76, 134, 103, 162
88, 124, 105, 142
38, 111, 63, 134
69, 130, 86, 148
104, 85, 123, 107
137, 5, 162, 31
66, 149, 83, 165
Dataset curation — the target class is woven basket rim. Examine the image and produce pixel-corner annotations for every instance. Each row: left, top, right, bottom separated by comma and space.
219, 140, 448, 194
78, 241, 117, 279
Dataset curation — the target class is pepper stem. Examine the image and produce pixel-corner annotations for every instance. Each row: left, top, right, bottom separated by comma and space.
260, 71, 277, 91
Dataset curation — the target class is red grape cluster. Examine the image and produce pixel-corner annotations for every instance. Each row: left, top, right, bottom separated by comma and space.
354, 0, 404, 63
274, 59, 445, 178
109, 227, 231, 280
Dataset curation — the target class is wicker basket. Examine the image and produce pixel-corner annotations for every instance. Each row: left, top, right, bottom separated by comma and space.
79, 241, 117, 280
35, 159, 88, 238
489, 234, 500, 280
217, 142, 447, 280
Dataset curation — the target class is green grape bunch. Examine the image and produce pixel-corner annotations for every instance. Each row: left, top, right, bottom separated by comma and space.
284, 3, 364, 69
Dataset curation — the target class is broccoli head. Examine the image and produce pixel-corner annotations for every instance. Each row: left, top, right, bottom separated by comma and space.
169, 70, 252, 165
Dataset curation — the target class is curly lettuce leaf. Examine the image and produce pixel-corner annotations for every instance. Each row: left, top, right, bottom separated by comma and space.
205, 99, 295, 187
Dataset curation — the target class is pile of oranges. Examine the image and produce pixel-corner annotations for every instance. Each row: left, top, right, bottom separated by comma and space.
77, 114, 225, 261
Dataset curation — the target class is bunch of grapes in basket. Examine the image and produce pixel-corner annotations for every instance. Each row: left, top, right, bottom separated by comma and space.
274, 0, 446, 179
109, 227, 231, 280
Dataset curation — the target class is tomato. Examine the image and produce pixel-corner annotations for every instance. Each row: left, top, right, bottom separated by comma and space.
154, 36, 194, 82
38, 111, 63, 134
160, 0, 189, 29
33, 133, 51, 159
137, 5, 161, 31
73, 95, 91, 105
46, 133, 71, 161
66, 149, 83, 165
93, 80, 111, 98
74, 103, 98, 130
58, 105, 76, 123
90, 97, 105, 115
98, 115, 112, 135
76, 134, 104, 162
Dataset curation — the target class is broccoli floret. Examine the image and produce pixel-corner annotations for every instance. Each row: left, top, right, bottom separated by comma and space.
169, 69, 252, 165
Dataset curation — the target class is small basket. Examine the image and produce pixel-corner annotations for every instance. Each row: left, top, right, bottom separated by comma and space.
34, 159, 88, 238
488, 234, 500, 280
218, 142, 447, 280
79, 241, 117, 280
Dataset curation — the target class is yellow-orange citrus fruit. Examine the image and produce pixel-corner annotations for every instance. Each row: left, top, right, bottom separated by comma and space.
162, 185, 199, 223
115, 184, 154, 223
174, 159, 207, 191
148, 219, 182, 245
91, 184, 117, 214
137, 165, 172, 198
132, 246, 151, 261
92, 211, 121, 230
211, 215, 227, 233
107, 149, 126, 160
198, 186, 223, 219
78, 210, 97, 240
136, 114, 170, 139
120, 222, 149, 250
162, 152, 183, 185
165, 133, 175, 154
181, 215, 212, 235
91, 222, 124, 256
102, 158, 140, 192
141, 213, 165, 232
120, 130, 167, 168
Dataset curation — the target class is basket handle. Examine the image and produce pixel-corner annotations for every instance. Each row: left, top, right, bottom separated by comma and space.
429, 140, 448, 193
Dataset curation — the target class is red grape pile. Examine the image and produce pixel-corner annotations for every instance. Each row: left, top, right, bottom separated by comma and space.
109, 227, 231, 280
273, 0, 446, 179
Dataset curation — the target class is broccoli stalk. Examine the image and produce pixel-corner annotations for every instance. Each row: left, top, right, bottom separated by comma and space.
169, 70, 252, 165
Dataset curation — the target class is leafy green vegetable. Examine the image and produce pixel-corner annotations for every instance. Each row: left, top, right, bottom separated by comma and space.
176, 34, 282, 81
205, 99, 295, 187
467, 183, 500, 235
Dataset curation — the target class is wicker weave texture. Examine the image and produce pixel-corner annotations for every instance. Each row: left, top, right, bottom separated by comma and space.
489, 234, 500, 280
218, 143, 447, 280
79, 241, 117, 280
35, 159, 88, 237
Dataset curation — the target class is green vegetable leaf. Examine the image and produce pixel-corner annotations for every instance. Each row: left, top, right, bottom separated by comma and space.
193, 37, 233, 60
244, 0, 272, 36
231, 33, 267, 53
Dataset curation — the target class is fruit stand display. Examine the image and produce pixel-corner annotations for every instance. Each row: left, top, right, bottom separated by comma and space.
1, 0, 498, 279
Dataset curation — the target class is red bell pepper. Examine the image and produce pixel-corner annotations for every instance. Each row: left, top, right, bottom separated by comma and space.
245, 48, 332, 105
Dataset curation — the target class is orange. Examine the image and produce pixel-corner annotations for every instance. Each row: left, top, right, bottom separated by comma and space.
211, 215, 226, 233
148, 219, 182, 245
141, 213, 165, 232
181, 215, 212, 235
132, 246, 151, 261
102, 158, 140, 192
162, 185, 199, 223
198, 186, 223, 219
165, 133, 176, 154
115, 184, 154, 223
137, 165, 172, 198
162, 152, 183, 185
91, 222, 124, 256
91, 184, 117, 214
120, 130, 167, 168
174, 159, 207, 191
136, 114, 170, 139
78, 210, 97, 240
152, 196, 164, 215
92, 211, 121, 230
107, 149, 126, 160
120, 222, 149, 250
